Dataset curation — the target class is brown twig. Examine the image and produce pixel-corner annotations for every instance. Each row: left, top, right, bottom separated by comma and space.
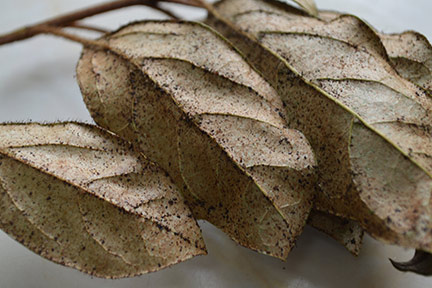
146, 3, 181, 19
68, 23, 110, 34
33, 25, 110, 48
0, 0, 201, 45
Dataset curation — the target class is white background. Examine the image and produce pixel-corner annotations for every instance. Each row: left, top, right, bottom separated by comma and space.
0, 0, 431, 287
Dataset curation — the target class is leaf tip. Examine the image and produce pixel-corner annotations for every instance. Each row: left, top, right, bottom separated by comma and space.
292, 0, 318, 17
390, 250, 432, 276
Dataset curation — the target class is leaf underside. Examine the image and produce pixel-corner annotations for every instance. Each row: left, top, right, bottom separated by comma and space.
0, 122, 206, 278
307, 210, 363, 256
319, 10, 432, 93
207, 0, 432, 254
1, 0, 431, 278
77, 20, 317, 260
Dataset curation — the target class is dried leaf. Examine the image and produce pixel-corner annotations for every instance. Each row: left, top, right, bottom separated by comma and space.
290, 0, 318, 17
308, 210, 363, 256
77, 21, 316, 259
380, 31, 432, 93
0, 122, 206, 278
390, 250, 432, 275
207, 0, 432, 253
319, 10, 432, 93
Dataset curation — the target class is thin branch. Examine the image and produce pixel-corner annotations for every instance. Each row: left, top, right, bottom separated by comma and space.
68, 22, 110, 34
193, 0, 215, 15
0, 0, 202, 45
34, 25, 110, 48
146, 3, 181, 19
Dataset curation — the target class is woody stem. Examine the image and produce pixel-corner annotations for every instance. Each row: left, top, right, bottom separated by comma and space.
0, 0, 201, 45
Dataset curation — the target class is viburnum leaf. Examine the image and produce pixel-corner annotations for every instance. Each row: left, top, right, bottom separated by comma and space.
290, 0, 318, 17
0, 122, 206, 278
77, 20, 316, 259
307, 210, 364, 256
380, 31, 432, 93
390, 249, 432, 276
206, 0, 432, 258
319, 10, 432, 93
